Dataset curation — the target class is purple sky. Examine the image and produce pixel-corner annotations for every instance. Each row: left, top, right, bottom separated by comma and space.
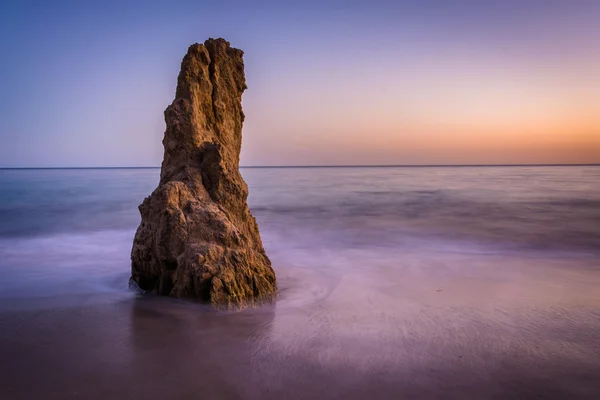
1, 0, 599, 167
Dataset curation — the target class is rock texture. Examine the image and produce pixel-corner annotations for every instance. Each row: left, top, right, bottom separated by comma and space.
131, 38, 276, 309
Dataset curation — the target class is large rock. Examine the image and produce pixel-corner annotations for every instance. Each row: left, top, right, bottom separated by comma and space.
131, 38, 276, 309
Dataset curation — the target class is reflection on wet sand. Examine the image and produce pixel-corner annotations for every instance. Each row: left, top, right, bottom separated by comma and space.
1, 259, 600, 400
128, 296, 276, 399
0, 296, 275, 399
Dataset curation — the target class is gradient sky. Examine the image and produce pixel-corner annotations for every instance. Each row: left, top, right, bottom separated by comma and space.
1, 0, 599, 167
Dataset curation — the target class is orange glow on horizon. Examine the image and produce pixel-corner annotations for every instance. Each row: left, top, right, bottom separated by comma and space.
242, 49, 600, 166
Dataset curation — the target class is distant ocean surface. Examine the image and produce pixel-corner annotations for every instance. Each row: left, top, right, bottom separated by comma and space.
1, 166, 600, 399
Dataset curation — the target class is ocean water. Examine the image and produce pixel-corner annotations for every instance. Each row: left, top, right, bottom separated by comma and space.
0, 166, 599, 399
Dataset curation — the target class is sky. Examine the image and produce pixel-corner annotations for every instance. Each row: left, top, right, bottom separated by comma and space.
1, 0, 599, 167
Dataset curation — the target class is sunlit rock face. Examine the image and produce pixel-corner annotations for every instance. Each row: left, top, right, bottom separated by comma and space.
131, 38, 276, 309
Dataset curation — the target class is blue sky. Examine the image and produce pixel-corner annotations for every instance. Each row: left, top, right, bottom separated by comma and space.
1, 0, 599, 167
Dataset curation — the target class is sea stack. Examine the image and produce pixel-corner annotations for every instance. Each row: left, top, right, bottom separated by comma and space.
131, 38, 277, 309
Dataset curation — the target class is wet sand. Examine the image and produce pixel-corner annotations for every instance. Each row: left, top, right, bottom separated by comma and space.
2, 252, 600, 400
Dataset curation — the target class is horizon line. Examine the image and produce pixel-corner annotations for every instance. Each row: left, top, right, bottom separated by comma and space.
1, 163, 600, 170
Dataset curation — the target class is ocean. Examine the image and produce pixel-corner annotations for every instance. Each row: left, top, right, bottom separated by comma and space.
1, 166, 599, 399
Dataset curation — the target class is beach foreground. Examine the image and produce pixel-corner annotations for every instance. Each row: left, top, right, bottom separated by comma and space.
2, 259, 600, 400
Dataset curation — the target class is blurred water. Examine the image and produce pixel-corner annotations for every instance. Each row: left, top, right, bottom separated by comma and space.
0, 166, 598, 300
0, 166, 599, 399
